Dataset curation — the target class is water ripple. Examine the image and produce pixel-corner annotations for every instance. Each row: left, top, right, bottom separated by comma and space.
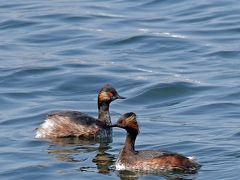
1, 0, 240, 180
0, 19, 37, 30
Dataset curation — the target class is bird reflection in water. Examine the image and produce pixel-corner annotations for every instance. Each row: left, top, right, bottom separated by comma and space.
47, 137, 114, 174
92, 142, 115, 174
46, 137, 198, 179
116, 169, 198, 180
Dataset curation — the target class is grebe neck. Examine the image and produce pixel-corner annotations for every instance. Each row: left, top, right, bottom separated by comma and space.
98, 101, 111, 125
122, 131, 137, 154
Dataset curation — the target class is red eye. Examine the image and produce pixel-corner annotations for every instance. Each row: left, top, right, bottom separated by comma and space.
108, 92, 113, 97
120, 119, 127, 125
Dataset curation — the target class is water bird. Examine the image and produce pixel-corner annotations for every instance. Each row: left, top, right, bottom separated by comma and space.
35, 84, 125, 139
110, 112, 201, 174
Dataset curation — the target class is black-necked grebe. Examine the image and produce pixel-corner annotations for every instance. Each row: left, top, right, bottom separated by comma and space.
110, 112, 201, 174
35, 84, 125, 138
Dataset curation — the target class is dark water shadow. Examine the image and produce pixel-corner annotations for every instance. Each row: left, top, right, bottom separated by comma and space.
47, 137, 114, 174
116, 169, 198, 180
92, 142, 115, 174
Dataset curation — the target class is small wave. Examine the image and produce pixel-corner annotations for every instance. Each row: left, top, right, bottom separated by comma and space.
126, 81, 202, 107
180, 102, 239, 116
173, 74, 202, 85
207, 50, 240, 58
138, 28, 186, 39
135, 67, 153, 73
89, 12, 125, 19
0, 19, 37, 30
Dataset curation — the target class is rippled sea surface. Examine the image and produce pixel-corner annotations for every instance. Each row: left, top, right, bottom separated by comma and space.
1, 0, 240, 179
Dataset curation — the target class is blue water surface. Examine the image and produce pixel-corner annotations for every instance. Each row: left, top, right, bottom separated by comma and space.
0, 0, 240, 180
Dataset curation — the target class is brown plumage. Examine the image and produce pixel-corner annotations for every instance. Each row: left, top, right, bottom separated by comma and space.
111, 112, 201, 174
35, 84, 125, 139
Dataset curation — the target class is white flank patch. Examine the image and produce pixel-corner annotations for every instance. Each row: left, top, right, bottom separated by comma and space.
35, 118, 55, 138
35, 131, 43, 138
115, 163, 127, 170
188, 156, 197, 161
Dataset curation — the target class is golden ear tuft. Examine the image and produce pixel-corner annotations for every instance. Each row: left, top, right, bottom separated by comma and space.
99, 91, 110, 102
126, 114, 139, 133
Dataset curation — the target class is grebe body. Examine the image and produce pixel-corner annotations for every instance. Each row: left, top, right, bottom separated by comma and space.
35, 85, 125, 138
111, 112, 201, 174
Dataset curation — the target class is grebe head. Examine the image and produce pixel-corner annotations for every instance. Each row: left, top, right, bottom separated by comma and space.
111, 112, 139, 134
98, 84, 126, 103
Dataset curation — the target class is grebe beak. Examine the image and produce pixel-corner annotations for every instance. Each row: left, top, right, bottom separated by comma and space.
109, 124, 118, 128
117, 95, 126, 99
